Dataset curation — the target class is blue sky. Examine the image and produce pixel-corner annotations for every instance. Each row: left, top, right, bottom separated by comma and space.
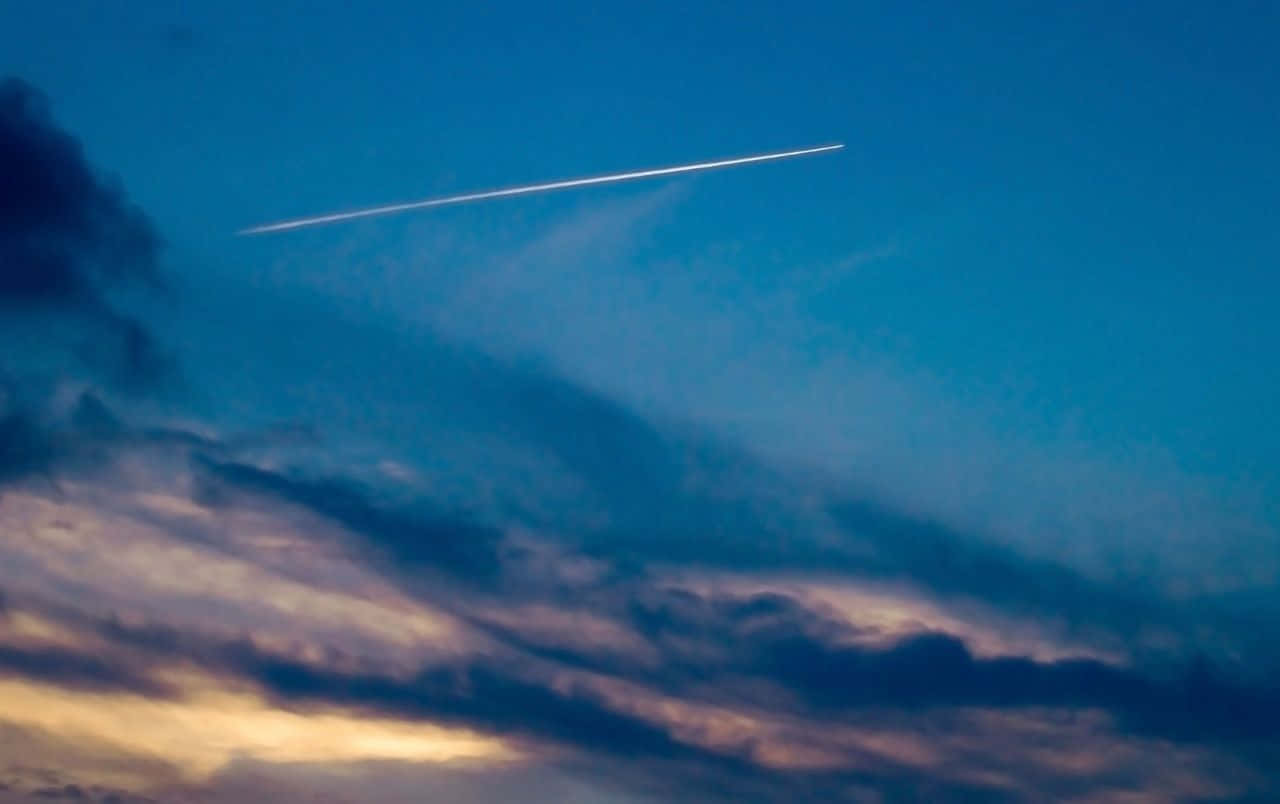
2, 2, 1279, 802
14, 0, 1278, 493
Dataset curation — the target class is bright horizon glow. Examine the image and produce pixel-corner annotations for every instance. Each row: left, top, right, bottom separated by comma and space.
237, 143, 844, 235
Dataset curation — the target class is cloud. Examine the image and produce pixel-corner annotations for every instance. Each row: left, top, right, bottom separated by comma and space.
464, 576, 1280, 746
0, 407, 56, 486
2, 320, 1274, 800
0, 78, 160, 301
0, 76, 171, 389
1, 454, 1277, 802
0, 671, 517, 791
0, 388, 143, 490
118, 623, 1273, 802
0, 485, 463, 674
193, 457, 506, 583
351, 189, 1277, 612
0, 643, 165, 696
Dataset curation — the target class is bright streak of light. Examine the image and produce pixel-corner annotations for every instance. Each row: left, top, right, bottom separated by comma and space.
238, 143, 844, 235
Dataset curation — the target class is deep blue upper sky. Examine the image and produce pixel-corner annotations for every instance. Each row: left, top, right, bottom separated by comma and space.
7, 2, 1275, 509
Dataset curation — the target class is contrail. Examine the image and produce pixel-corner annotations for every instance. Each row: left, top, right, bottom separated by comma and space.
237, 143, 843, 235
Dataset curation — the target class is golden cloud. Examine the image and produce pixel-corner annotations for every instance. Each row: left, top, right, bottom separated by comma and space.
0, 670, 519, 793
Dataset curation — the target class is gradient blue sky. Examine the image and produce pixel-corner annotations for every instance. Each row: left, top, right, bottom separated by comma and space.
13, 0, 1278, 492
3, 2, 1279, 802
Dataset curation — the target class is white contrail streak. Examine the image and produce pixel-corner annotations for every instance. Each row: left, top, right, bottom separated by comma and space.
237, 143, 843, 235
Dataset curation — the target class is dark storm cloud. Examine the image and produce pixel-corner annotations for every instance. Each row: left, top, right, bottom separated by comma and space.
0, 76, 170, 388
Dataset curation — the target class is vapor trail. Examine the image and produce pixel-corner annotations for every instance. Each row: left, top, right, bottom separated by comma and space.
237, 143, 843, 235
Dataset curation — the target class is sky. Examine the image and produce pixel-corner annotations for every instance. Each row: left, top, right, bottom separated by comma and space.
1, 1, 1278, 801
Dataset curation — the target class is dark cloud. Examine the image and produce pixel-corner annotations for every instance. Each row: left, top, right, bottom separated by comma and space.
67, 392, 123, 441
29, 785, 86, 801
0, 769, 156, 804
470, 578, 1280, 747
466, 358, 1269, 676
162, 627, 1275, 801
828, 500, 1280, 676
750, 629, 1280, 743
828, 500, 1161, 637
469, 380, 1262, 672
0, 643, 168, 696
0, 76, 170, 388
380, 344, 800, 562
447, 355, 1243, 669
0, 77, 160, 300
15, 575, 1266, 803
197, 646, 985, 803
83, 617, 746, 781
78, 616, 772, 796
0, 409, 57, 487
256, 658, 694, 760
507, 387, 818, 572
192, 457, 505, 582
0, 390, 135, 488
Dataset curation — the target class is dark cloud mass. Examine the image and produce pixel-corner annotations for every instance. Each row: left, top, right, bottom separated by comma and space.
0, 76, 170, 388
470, 581, 1280, 746
0, 77, 160, 300
193, 456, 506, 582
